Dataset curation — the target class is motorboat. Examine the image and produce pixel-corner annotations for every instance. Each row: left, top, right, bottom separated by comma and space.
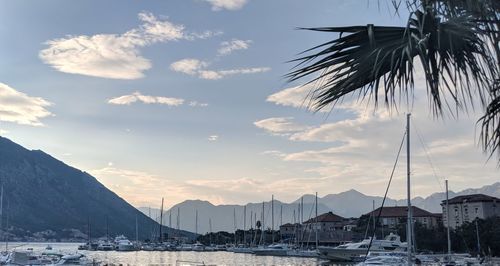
192, 243, 205, 251
96, 240, 114, 251
51, 253, 98, 265
318, 233, 406, 262
46, 245, 53, 250
116, 239, 135, 251
253, 243, 291, 256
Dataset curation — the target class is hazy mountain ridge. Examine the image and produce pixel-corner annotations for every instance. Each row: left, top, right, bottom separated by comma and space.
140, 182, 500, 233
0, 137, 193, 240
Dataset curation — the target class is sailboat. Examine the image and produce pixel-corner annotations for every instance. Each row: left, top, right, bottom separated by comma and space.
287, 192, 319, 258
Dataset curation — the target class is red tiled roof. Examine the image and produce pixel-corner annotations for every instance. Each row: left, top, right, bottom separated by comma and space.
365, 206, 434, 218
441, 194, 500, 205
303, 212, 344, 223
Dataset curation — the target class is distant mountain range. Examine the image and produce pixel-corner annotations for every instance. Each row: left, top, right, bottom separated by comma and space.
140, 182, 500, 234
0, 137, 193, 241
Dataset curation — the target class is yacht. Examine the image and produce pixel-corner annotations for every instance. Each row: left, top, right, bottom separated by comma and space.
318, 233, 406, 262
51, 253, 97, 265
253, 243, 291, 256
192, 243, 205, 252
96, 240, 114, 251
116, 239, 135, 251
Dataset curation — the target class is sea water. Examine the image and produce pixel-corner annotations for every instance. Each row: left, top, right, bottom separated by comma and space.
1, 242, 353, 266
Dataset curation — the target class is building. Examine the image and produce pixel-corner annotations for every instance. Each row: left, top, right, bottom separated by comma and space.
302, 212, 354, 245
279, 223, 300, 241
441, 194, 500, 229
365, 206, 439, 229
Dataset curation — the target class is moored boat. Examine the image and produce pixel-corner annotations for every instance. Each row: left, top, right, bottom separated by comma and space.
253, 244, 291, 256
318, 233, 406, 262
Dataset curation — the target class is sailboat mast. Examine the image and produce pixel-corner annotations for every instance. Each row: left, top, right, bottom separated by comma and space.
446, 180, 451, 260
315, 192, 318, 249
301, 197, 303, 224
195, 209, 198, 235
406, 113, 412, 266
243, 205, 246, 245
372, 200, 376, 237
159, 198, 164, 243
271, 195, 274, 243
280, 205, 283, 228
209, 218, 212, 246
233, 208, 237, 244
135, 214, 139, 244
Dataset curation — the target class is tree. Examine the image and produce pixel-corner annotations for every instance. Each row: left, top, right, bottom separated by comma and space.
287, 0, 499, 160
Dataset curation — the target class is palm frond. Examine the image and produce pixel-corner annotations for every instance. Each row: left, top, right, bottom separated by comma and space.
480, 80, 500, 161
287, 6, 499, 159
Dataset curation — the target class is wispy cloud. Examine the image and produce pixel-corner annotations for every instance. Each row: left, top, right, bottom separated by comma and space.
254, 117, 309, 135
208, 135, 219, 141
39, 12, 220, 80
108, 92, 184, 106
0, 83, 53, 126
202, 0, 248, 11
189, 101, 209, 107
170, 58, 270, 80
170, 59, 209, 75
217, 39, 252, 56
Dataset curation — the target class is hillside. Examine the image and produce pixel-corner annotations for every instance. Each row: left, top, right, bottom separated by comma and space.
0, 137, 192, 241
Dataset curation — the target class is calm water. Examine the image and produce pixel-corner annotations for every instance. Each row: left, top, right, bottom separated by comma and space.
2, 242, 353, 266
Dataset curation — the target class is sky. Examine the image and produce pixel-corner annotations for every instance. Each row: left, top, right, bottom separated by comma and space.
0, 0, 498, 209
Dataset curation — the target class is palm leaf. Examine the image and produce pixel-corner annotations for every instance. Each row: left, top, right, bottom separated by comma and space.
287, 7, 499, 158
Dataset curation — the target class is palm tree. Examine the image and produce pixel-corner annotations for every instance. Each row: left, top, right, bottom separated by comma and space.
287, 0, 499, 160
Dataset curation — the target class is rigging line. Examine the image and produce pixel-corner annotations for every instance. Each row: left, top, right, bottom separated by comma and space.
364, 128, 407, 261
412, 117, 445, 192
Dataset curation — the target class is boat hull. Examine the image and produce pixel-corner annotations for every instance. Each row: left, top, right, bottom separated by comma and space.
319, 247, 368, 262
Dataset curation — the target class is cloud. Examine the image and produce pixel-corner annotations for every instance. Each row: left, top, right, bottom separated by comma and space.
170, 58, 270, 80
208, 135, 219, 141
108, 92, 184, 106
170, 59, 208, 75
254, 117, 309, 135
263, 90, 496, 198
217, 39, 252, 56
0, 83, 53, 126
202, 0, 248, 11
39, 12, 219, 79
189, 101, 208, 107
267, 84, 314, 109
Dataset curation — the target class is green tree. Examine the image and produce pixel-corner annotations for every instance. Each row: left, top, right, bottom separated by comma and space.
287, 0, 499, 159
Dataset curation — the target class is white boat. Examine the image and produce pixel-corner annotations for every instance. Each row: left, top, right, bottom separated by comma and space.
229, 244, 253, 254
355, 252, 407, 266
117, 239, 135, 251
318, 233, 406, 262
96, 240, 114, 251
253, 243, 291, 256
177, 244, 193, 251
192, 243, 205, 252
51, 253, 97, 265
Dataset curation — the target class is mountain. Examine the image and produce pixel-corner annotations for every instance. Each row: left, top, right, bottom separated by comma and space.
0, 137, 193, 241
140, 182, 500, 233
139, 199, 332, 235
